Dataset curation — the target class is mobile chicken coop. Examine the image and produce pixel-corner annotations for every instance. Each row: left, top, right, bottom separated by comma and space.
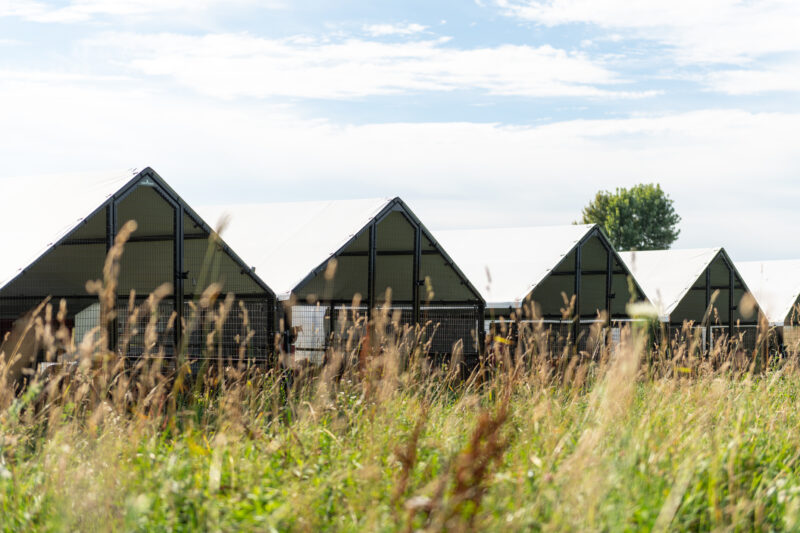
198, 198, 485, 364
619, 248, 760, 352
0, 167, 277, 379
435, 224, 647, 355
738, 259, 800, 353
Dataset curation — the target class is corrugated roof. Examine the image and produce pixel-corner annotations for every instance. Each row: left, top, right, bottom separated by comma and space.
0, 169, 139, 291
197, 198, 393, 299
434, 224, 594, 308
618, 248, 721, 320
737, 260, 800, 326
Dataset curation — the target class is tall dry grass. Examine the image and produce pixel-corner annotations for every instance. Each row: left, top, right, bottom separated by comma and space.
1, 234, 799, 531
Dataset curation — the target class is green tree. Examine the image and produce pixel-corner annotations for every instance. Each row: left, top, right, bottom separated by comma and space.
579, 183, 681, 250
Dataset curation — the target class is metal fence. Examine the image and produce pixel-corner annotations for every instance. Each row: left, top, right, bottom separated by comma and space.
494, 319, 611, 360
287, 303, 482, 365
182, 298, 274, 364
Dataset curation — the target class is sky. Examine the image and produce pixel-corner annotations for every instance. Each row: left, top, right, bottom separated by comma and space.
1, 0, 799, 261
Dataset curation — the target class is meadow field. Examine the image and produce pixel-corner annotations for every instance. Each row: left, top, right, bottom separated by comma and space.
1, 235, 798, 531
3, 304, 799, 532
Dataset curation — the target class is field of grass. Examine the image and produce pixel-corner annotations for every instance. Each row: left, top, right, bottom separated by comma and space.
2, 230, 799, 532
3, 309, 800, 532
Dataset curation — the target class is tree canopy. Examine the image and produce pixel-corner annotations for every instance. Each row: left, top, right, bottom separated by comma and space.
579, 183, 681, 250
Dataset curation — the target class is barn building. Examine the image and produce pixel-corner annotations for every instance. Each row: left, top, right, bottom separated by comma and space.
619, 248, 759, 352
0, 167, 277, 379
198, 198, 486, 364
434, 224, 647, 354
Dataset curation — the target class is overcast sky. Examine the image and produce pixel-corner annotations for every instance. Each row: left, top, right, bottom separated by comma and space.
1, 0, 799, 260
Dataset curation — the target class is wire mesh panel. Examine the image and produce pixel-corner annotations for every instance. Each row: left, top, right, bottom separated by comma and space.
420, 305, 481, 360
239, 299, 273, 360
117, 299, 176, 359
610, 326, 622, 347
511, 320, 572, 359
549, 322, 573, 357
375, 304, 414, 347
669, 324, 706, 354
183, 298, 273, 363
290, 304, 329, 364
733, 326, 759, 353
288, 303, 481, 365
330, 304, 369, 354
73, 302, 100, 347
510, 320, 622, 360
710, 325, 760, 355
785, 326, 800, 356
577, 323, 601, 355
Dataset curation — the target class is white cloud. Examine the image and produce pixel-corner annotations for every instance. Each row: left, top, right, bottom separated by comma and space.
495, 0, 800, 65
0, 0, 278, 23
0, 74, 798, 259
0, 69, 130, 83
706, 66, 800, 95
0, 0, 45, 19
84, 31, 654, 100
363, 22, 427, 37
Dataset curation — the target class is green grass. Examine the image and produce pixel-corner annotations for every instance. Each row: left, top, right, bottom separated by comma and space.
4, 332, 800, 532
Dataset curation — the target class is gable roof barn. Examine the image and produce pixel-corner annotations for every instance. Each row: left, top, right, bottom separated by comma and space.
617, 248, 759, 352
617, 248, 724, 322
1, 167, 277, 370
198, 197, 485, 359
435, 224, 647, 320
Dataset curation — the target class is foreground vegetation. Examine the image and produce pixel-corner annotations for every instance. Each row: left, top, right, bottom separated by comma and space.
2, 227, 798, 531
3, 314, 800, 531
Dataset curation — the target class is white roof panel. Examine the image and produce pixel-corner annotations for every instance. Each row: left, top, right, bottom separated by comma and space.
737, 260, 800, 326
434, 225, 594, 308
618, 248, 720, 320
0, 169, 138, 291
197, 198, 392, 299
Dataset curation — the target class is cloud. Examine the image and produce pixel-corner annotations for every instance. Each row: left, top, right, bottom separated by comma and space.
0, 0, 45, 19
0, 69, 130, 83
494, 0, 800, 65
0, 73, 798, 259
84, 31, 654, 100
705, 66, 800, 95
0, 0, 279, 23
363, 22, 427, 37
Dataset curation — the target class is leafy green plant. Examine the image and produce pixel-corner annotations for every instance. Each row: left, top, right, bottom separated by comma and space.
579, 183, 681, 250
